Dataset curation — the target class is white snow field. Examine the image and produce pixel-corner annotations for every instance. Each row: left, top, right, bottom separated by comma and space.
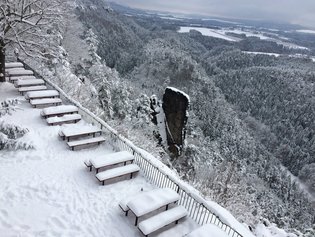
178, 26, 308, 50
296, 29, 315, 34
0, 77, 296, 237
0, 82, 197, 237
178, 26, 239, 41
243, 51, 280, 57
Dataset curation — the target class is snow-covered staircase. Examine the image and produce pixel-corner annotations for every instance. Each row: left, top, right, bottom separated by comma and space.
5, 62, 105, 148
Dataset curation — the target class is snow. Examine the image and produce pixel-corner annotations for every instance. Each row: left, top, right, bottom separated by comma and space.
178, 27, 239, 42
5, 68, 25, 73
221, 29, 308, 49
19, 85, 47, 93
276, 41, 308, 50
25, 90, 59, 99
15, 79, 44, 87
243, 51, 280, 57
244, 51, 315, 64
96, 164, 140, 181
7, 69, 34, 76
10, 75, 36, 81
46, 114, 82, 124
5, 62, 24, 68
166, 86, 190, 104
186, 224, 229, 237
41, 105, 78, 116
65, 135, 105, 147
138, 206, 187, 235
30, 98, 62, 106
160, 16, 182, 21
221, 29, 270, 40
254, 223, 297, 237
178, 26, 308, 50
178, 27, 271, 41
1, 72, 290, 237
126, 188, 180, 217
206, 201, 255, 237
90, 151, 134, 169
119, 192, 145, 212
296, 29, 315, 34
60, 124, 101, 138
0, 82, 196, 237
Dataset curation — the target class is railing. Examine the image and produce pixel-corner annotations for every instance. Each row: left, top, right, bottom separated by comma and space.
20, 59, 244, 237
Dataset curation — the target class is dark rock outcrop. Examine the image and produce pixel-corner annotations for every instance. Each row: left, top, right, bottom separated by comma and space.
162, 87, 189, 156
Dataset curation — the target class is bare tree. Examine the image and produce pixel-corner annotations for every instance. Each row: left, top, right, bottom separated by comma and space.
0, 0, 64, 82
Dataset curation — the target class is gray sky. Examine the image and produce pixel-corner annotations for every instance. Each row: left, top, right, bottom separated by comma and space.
114, 0, 315, 28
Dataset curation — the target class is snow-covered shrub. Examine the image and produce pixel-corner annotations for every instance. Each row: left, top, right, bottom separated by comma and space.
0, 121, 28, 139
132, 94, 152, 127
0, 99, 33, 150
0, 98, 20, 117
0, 132, 33, 150
0, 122, 33, 150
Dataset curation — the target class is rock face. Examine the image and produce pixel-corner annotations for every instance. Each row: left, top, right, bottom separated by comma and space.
162, 87, 189, 156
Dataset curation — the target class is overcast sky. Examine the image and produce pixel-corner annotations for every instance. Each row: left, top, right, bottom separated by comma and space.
114, 0, 315, 28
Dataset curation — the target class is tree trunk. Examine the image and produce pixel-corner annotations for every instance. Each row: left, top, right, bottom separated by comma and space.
0, 40, 5, 83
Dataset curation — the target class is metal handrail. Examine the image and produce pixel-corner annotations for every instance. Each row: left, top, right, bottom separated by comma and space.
19, 59, 244, 237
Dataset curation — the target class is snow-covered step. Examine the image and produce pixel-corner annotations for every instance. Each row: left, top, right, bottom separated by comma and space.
5, 68, 25, 75
5, 68, 25, 77
40, 105, 78, 118
95, 164, 140, 185
14, 79, 45, 88
59, 125, 102, 141
67, 136, 105, 150
8, 69, 34, 77
19, 85, 47, 95
127, 188, 180, 221
138, 206, 187, 237
10, 75, 36, 82
25, 90, 59, 100
30, 98, 62, 108
90, 151, 134, 173
5, 62, 24, 68
119, 192, 144, 215
46, 114, 81, 126
186, 224, 230, 237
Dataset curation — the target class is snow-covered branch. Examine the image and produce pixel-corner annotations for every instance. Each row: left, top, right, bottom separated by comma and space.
1, 0, 66, 53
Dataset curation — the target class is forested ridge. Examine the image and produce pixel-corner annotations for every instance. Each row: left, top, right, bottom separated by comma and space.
43, 0, 315, 234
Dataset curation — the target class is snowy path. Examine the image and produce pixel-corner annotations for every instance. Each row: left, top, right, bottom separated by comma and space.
0, 83, 196, 237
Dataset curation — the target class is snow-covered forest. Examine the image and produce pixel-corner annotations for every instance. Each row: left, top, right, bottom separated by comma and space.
2, 0, 314, 236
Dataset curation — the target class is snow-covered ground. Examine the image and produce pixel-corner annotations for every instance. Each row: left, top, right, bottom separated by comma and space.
296, 29, 315, 34
178, 26, 308, 50
0, 81, 302, 237
178, 26, 239, 41
0, 82, 196, 237
243, 51, 315, 64
221, 28, 270, 40
243, 51, 280, 57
